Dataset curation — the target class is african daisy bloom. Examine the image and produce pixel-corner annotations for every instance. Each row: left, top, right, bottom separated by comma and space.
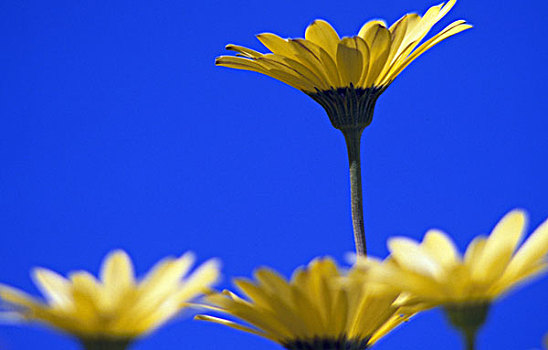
0, 250, 220, 350
195, 257, 413, 350
362, 209, 548, 350
216, 0, 471, 256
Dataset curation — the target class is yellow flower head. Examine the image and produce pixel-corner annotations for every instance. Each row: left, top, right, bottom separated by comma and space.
364, 209, 548, 306
0, 250, 220, 344
196, 257, 412, 350
216, 0, 471, 130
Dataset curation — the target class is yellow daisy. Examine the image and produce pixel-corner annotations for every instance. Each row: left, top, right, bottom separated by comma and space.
216, 0, 471, 256
218, 0, 470, 111
196, 257, 413, 350
0, 250, 220, 350
362, 209, 548, 349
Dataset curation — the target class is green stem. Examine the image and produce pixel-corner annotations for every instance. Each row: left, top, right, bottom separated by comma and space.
443, 302, 489, 350
463, 328, 477, 350
342, 127, 366, 256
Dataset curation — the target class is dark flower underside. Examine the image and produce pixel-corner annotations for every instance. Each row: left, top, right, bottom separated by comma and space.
79, 337, 133, 350
444, 302, 490, 331
307, 86, 384, 131
283, 336, 370, 350
444, 302, 491, 350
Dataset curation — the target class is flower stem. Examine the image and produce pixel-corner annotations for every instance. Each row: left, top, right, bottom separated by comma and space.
342, 127, 367, 256
443, 302, 489, 350
463, 329, 477, 350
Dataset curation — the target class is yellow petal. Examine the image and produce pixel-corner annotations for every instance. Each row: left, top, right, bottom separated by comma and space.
409, 2, 444, 41
32, 268, 73, 309
0, 284, 43, 310
367, 263, 443, 300
226, 44, 263, 58
382, 0, 463, 85
504, 216, 548, 280
358, 20, 388, 38
139, 253, 195, 300
216, 56, 268, 74
388, 237, 442, 277
217, 55, 314, 91
421, 230, 460, 268
289, 286, 326, 336
359, 24, 391, 87
287, 39, 332, 90
349, 293, 396, 338
260, 54, 325, 89
254, 268, 290, 296
336, 36, 367, 86
329, 289, 348, 336
369, 313, 411, 345
234, 278, 273, 308
388, 13, 421, 62
376, 13, 420, 84
221, 289, 246, 303
491, 261, 547, 298
222, 293, 296, 339
195, 314, 272, 339
69, 271, 102, 321
256, 33, 295, 58
305, 19, 340, 60
101, 250, 135, 302
386, 20, 471, 83
438, 0, 458, 23
472, 210, 526, 283
176, 258, 220, 302
464, 235, 487, 268
299, 39, 342, 88
258, 61, 316, 91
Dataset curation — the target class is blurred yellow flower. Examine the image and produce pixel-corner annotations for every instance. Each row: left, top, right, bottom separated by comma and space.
361, 209, 548, 349
0, 250, 220, 348
216, 0, 470, 130
196, 258, 412, 350
366, 210, 548, 305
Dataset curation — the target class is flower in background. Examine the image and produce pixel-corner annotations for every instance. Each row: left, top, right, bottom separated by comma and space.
196, 257, 414, 350
0, 250, 220, 350
362, 209, 548, 349
216, 0, 471, 257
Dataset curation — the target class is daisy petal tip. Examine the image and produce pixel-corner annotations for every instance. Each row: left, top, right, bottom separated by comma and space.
387, 236, 416, 249
505, 209, 529, 225
30, 267, 48, 281
106, 249, 130, 261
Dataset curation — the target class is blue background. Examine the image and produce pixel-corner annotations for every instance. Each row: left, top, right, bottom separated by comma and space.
1, 0, 547, 349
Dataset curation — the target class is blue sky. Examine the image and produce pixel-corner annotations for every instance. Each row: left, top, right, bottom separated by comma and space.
1, 0, 547, 349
